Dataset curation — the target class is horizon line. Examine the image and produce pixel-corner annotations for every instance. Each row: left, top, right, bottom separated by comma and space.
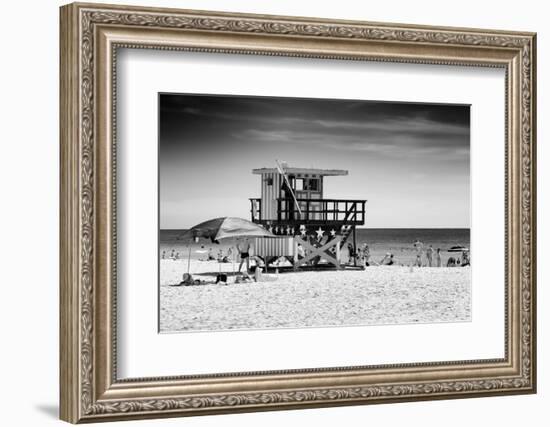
160, 226, 471, 231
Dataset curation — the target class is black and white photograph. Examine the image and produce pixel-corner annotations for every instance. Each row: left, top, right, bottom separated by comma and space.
159, 93, 471, 333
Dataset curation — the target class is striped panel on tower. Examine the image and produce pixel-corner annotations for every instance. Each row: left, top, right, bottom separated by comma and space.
252, 236, 295, 257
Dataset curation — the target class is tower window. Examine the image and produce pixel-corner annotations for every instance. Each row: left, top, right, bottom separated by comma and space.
307, 178, 319, 191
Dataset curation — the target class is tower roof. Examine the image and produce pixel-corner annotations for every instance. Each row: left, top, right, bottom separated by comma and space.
252, 167, 348, 176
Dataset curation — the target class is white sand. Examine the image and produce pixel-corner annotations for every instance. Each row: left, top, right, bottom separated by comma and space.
160, 259, 471, 332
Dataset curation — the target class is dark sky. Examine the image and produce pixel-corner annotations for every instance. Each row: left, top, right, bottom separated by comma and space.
159, 93, 470, 229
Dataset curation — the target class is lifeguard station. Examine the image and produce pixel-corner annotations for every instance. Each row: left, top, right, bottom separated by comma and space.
249, 162, 366, 269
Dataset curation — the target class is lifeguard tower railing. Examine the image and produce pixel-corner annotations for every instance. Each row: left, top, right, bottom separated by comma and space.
249, 198, 366, 226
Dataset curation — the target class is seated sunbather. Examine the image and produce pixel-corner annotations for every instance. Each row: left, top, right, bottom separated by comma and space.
253, 266, 278, 282
215, 275, 228, 285
250, 255, 265, 268
174, 273, 204, 286
235, 272, 253, 283
379, 253, 395, 266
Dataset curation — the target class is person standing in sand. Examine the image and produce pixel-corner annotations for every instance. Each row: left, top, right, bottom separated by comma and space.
413, 238, 424, 266
347, 243, 355, 265
362, 244, 371, 267
237, 238, 251, 272
435, 248, 442, 267
461, 250, 470, 266
426, 245, 434, 267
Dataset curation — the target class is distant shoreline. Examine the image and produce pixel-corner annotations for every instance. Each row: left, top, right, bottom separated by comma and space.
161, 227, 471, 232
159, 228, 470, 267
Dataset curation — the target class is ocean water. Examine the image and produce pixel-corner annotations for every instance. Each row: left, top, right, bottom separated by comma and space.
354, 228, 470, 265
160, 228, 470, 266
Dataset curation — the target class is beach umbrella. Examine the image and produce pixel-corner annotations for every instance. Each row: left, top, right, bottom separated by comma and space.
447, 245, 469, 252
182, 217, 274, 242
180, 217, 274, 274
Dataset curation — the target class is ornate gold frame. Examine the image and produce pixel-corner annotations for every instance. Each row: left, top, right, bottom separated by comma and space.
60, 2, 537, 423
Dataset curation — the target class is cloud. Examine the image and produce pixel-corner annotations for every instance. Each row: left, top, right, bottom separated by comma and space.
182, 107, 201, 115
234, 119, 469, 159
160, 94, 470, 160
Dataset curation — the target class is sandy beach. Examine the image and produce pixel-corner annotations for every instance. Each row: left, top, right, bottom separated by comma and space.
160, 259, 471, 332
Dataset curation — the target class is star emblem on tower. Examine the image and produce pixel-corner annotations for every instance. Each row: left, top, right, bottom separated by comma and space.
315, 227, 325, 239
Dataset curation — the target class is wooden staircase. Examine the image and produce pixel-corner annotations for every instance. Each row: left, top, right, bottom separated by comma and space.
340, 225, 354, 247
339, 203, 360, 249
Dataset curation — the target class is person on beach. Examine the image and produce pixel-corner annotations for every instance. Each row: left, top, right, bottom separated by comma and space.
461, 251, 470, 266
174, 252, 180, 260
250, 255, 265, 269
353, 246, 363, 267
215, 273, 228, 285
356, 247, 365, 266
347, 243, 355, 265
252, 265, 277, 282
235, 272, 253, 284
435, 248, 442, 267
426, 245, 434, 267
237, 238, 251, 272
179, 273, 194, 286
380, 253, 395, 266
170, 249, 175, 260
207, 248, 215, 261
161, 250, 166, 260
362, 244, 371, 267
254, 265, 263, 282
216, 249, 230, 263
413, 239, 424, 267
354, 245, 365, 268
177, 273, 205, 286
415, 253, 422, 267
447, 256, 457, 267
